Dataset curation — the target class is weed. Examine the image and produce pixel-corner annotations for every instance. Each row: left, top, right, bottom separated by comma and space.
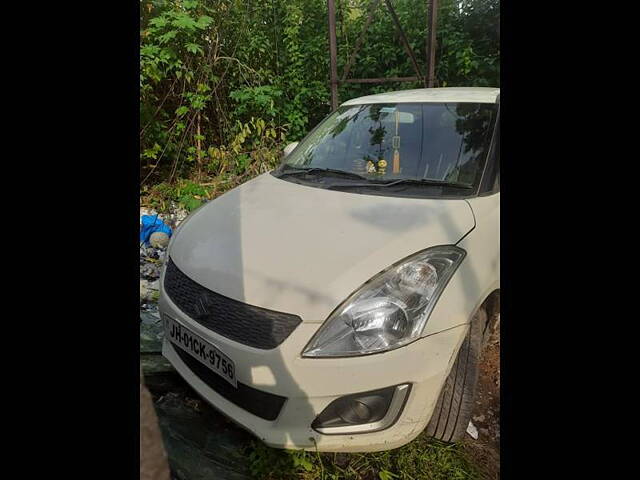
246, 433, 481, 480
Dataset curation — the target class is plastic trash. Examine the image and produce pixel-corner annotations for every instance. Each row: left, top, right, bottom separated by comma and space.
141, 215, 172, 246
466, 420, 479, 440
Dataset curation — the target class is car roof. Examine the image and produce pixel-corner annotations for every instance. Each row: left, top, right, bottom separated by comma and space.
341, 87, 500, 106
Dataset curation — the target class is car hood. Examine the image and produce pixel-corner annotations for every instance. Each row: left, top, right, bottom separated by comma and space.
168, 173, 475, 323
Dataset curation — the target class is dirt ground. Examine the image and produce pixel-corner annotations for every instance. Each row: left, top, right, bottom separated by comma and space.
462, 316, 500, 479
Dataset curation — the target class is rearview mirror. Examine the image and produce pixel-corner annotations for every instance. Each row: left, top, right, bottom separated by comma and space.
283, 142, 299, 158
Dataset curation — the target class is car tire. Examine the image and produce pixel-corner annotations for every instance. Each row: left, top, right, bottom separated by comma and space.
425, 307, 489, 443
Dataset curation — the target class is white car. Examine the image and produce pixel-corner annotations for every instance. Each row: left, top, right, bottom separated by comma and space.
160, 87, 500, 452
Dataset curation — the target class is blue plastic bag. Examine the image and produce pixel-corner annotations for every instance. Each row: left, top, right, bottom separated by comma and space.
140, 215, 172, 246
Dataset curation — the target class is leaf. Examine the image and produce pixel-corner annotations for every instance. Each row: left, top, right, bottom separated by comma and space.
196, 83, 211, 93
149, 17, 168, 28
185, 43, 203, 55
299, 458, 313, 471
196, 15, 214, 29
171, 13, 197, 30
142, 143, 161, 160
179, 195, 202, 212
379, 470, 398, 480
175, 106, 189, 117
140, 45, 160, 57
291, 452, 314, 472
158, 30, 178, 44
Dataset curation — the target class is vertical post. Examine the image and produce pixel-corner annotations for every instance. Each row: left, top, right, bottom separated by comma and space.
385, 0, 423, 82
426, 0, 439, 88
328, 0, 339, 110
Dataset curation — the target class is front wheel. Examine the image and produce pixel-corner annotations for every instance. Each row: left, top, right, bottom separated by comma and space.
425, 308, 489, 443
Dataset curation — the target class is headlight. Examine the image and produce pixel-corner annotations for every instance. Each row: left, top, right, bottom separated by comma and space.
302, 245, 466, 357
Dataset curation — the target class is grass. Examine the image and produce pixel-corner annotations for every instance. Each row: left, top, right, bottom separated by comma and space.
246, 433, 483, 480
140, 168, 276, 214
140, 179, 217, 213
140, 144, 282, 214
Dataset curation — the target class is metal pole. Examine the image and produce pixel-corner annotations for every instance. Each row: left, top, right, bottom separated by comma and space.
328, 0, 339, 110
344, 76, 420, 84
385, 0, 423, 82
341, 0, 382, 82
426, 0, 439, 87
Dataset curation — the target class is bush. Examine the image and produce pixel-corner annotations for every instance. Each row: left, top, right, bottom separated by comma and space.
140, 0, 499, 186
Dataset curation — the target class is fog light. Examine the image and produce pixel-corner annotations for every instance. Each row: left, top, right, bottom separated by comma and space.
312, 384, 411, 435
338, 400, 372, 424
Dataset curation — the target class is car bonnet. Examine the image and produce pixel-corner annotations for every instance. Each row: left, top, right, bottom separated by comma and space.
168, 173, 475, 323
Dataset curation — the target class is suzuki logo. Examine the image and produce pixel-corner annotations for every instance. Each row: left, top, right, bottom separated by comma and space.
193, 294, 211, 318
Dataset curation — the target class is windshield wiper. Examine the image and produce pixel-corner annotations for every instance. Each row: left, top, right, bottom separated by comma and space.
276, 166, 370, 182
327, 178, 473, 190
380, 178, 473, 189
277, 166, 472, 190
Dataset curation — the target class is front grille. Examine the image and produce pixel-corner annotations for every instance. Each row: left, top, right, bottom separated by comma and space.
172, 343, 286, 421
163, 257, 302, 349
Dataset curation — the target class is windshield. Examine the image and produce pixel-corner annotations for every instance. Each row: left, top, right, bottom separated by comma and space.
275, 102, 497, 196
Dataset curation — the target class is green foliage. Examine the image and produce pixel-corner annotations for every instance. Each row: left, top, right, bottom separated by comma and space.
176, 179, 208, 210
246, 441, 301, 478
245, 435, 483, 480
230, 86, 283, 120
140, 0, 499, 185
435, 0, 500, 87
379, 469, 399, 480
142, 179, 210, 212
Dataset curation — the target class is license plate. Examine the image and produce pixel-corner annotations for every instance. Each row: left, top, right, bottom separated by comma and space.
164, 315, 237, 387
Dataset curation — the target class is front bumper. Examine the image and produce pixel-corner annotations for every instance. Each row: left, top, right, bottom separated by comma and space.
160, 291, 468, 452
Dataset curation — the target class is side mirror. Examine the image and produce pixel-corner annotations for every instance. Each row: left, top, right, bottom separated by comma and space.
283, 142, 299, 158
